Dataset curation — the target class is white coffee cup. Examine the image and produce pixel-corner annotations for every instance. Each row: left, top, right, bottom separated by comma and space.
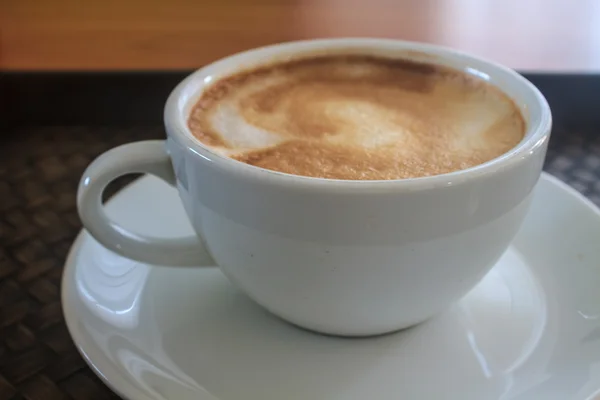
77, 38, 551, 336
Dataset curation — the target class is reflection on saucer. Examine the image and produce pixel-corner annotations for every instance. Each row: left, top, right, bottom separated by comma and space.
75, 238, 149, 329
460, 248, 547, 377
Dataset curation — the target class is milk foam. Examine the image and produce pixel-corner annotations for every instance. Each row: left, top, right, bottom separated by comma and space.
188, 55, 525, 180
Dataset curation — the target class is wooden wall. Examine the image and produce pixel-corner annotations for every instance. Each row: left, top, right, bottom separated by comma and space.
1, 0, 599, 71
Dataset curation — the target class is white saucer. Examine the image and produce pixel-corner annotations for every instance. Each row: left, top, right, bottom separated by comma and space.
62, 173, 600, 400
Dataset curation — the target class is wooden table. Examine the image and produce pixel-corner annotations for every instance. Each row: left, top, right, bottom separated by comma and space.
2, 0, 599, 72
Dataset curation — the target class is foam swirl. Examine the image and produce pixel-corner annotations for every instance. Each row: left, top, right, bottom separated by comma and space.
188, 55, 525, 180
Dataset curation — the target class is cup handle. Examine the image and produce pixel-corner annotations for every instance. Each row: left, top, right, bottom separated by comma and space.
77, 140, 215, 267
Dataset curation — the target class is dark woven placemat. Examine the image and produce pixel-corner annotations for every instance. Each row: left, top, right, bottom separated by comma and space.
0, 126, 599, 400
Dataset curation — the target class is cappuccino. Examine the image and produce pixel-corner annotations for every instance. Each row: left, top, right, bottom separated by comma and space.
188, 55, 525, 180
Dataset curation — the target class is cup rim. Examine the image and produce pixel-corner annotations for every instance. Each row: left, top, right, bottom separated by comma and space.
164, 38, 551, 191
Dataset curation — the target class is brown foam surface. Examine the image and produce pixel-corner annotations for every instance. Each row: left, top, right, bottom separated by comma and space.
188, 55, 526, 180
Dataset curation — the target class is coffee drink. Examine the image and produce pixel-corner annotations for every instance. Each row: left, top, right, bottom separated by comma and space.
81, 39, 550, 336
188, 54, 526, 180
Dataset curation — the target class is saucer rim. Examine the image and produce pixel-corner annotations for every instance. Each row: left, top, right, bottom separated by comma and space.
60, 172, 600, 400
62, 232, 137, 400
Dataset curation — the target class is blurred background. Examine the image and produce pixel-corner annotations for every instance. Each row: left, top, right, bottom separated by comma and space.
2, 0, 600, 72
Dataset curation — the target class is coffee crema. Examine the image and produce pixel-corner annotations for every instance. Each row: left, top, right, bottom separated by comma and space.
188, 54, 526, 180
